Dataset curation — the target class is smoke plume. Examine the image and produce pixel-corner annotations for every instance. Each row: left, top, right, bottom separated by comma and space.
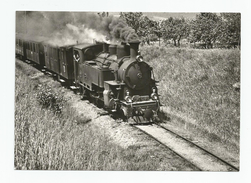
16, 11, 139, 46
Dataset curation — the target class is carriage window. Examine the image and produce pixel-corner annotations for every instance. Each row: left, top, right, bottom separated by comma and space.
32, 43, 35, 51
44, 46, 47, 56
54, 48, 56, 57
52, 48, 54, 57
53, 48, 56, 57
61, 51, 64, 60
51, 47, 53, 57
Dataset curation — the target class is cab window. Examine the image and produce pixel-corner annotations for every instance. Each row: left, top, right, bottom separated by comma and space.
73, 50, 80, 62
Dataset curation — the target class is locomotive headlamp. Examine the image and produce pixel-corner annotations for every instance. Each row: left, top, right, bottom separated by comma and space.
136, 55, 143, 62
151, 93, 158, 100
151, 88, 158, 100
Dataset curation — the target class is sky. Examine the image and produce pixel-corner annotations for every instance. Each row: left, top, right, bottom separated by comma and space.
109, 12, 198, 20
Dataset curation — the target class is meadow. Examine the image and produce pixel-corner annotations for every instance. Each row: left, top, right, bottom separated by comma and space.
141, 46, 240, 152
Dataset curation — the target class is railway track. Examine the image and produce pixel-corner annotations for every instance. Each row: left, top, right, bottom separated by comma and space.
131, 122, 239, 171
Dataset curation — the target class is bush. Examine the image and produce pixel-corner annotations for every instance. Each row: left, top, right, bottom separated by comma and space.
35, 85, 66, 115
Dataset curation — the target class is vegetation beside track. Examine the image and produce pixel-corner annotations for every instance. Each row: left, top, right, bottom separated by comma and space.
141, 46, 240, 155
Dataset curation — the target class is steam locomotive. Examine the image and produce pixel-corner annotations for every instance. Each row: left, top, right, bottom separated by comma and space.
16, 35, 160, 121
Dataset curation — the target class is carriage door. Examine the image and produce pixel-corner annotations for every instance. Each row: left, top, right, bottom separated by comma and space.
73, 49, 81, 84
44, 45, 50, 69
59, 48, 67, 79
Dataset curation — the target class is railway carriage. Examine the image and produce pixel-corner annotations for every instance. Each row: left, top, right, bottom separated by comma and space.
26, 40, 43, 65
25, 37, 46, 67
43, 43, 60, 74
15, 36, 25, 60
58, 44, 76, 85
16, 34, 46, 67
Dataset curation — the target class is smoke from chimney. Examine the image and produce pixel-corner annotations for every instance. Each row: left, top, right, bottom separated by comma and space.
16, 11, 139, 46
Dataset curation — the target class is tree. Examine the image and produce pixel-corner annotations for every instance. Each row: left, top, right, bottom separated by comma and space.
152, 20, 165, 46
136, 15, 154, 44
120, 12, 143, 35
219, 13, 241, 47
120, 12, 162, 45
189, 13, 221, 48
162, 17, 189, 47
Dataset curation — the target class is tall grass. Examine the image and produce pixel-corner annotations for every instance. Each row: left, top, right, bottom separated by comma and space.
141, 46, 240, 146
14, 62, 168, 170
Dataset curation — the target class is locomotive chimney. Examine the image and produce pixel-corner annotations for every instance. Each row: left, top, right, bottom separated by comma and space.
117, 43, 130, 59
129, 41, 140, 59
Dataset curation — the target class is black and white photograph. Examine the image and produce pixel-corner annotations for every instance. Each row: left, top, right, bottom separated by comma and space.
1, 0, 251, 182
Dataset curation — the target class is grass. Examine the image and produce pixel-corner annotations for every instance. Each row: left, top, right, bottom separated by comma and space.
141, 46, 240, 149
14, 61, 174, 170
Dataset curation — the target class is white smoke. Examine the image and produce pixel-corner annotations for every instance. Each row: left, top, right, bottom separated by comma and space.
48, 24, 107, 46
16, 12, 138, 47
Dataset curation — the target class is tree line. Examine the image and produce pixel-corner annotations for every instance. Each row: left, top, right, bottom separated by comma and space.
118, 12, 241, 49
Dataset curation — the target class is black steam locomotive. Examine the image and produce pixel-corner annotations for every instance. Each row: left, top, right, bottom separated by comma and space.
16, 35, 160, 121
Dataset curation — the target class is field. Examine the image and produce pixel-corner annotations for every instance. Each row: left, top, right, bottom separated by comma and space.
14, 46, 240, 170
141, 46, 240, 154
